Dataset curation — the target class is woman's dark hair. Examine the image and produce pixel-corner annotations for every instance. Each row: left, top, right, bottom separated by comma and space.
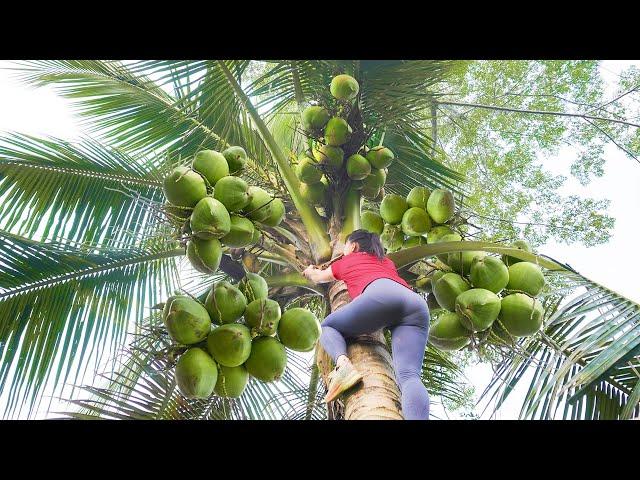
346, 229, 385, 260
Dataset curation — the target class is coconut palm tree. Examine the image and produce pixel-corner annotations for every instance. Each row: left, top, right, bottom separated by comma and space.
0, 60, 638, 420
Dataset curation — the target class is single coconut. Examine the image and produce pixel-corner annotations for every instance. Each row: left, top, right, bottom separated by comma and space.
379, 194, 409, 225
244, 298, 282, 336
302, 105, 330, 131
406, 186, 431, 210
186, 237, 222, 274
190, 196, 231, 239
426, 189, 456, 224
313, 144, 344, 169
244, 186, 285, 226
214, 365, 249, 398
221, 215, 256, 248
163, 295, 211, 345
381, 223, 404, 252
206, 323, 252, 367
507, 262, 545, 296
175, 348, 218, 399
300, 181, 326, 206
432, 270, 447, 284
192, 150, 229, 186
222, 146, 248, 175
429, 311, 471, 351
277, 307, 321, 352
366, 146, 395, 169
324, 117, 352, 146
205, 281, 247, 324
330, 74, 359, 100
401, 207, 432, 236
499, 293, 544, 337
501, 240, 532, 267
455, 288, 502, 332
238, 272, 269, 303
245, 336, 287, 382
432, 272, 470, 311
213, 176, 251, 212
427, 225, 455, 244
163, 166, 207, 207
346, 154, 372, 180
361, 210, 384, 234
295, 153, 323, 184
447, 250, 486, 277
469, 256, 509, 293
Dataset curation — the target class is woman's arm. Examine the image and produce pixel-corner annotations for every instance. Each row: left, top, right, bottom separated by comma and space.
302, 265, 336, 284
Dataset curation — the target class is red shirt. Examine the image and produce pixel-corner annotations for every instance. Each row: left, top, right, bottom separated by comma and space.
330, 252, 412, 299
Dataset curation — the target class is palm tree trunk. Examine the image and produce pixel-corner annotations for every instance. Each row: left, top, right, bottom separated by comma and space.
315, 234, 404, 420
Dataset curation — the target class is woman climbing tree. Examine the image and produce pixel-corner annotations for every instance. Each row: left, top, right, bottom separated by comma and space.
302, 229, 431, 420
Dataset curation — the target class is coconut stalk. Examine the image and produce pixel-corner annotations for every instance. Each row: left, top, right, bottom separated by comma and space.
218, 60, 332, 263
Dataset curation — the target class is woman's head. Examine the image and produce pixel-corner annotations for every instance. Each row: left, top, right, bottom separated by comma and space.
343, 229, 385, 260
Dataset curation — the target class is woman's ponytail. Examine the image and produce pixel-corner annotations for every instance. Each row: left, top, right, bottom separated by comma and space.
346, 229, 385, 260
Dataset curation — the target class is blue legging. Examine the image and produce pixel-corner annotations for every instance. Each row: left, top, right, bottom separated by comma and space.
320, 278, 430, 420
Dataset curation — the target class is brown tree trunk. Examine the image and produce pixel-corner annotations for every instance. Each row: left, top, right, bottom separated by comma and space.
315, 238, 404, 420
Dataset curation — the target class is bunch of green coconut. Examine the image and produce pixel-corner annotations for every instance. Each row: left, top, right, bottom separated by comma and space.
163, 272, 322, 399
425, 239, 544, 351
295, 74, 393, 206
163, 147, 286, 274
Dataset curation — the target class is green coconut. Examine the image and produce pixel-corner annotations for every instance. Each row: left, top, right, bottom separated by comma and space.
432, 272, 470, 311
300, 181, 326, 206
302, 105, 330, 131
277, 307, 321, 352
205, 281, 247, 324
401, 207, 432, 237
379, 194, 409, 225
295, 154, 323, 184
469, 256, 509, 293
163, 295, 212, 345
432, 270, 446, 284
175, 348, 218, 399
192, 150, 229, 186
222, 146, 248, 175
186, 237, 222, 274
429, 311, 471, 351
426, 189, 456, 224
244, 186, 285, 226
206, 323, 252, 367
406, 186, 431, 210
244, 298, 282, 336
324, 117, 352, 146
507, 262, 545, 296
501, 240, 532, 267
214, 365, 249, 398
403, 235, 427, 248
447, 250, 486, 276
346, 154, 371, 180
499, 293, 544, 337
455, 288, 502, 332
433, 232, 463, 263
238, 272, 269, 303
361, 168, 386, 198
163, 166, 207, 208
427, 225, 455, 244
415, 275, 432, 293
330, 74, 359, 100
213, 176, 251, 212
366, 146, 395, 169
380, 223, 404, 252
312, 144, 344, 169
190, 197, 231, 239
245, 336, 287, 382
221, 215, 256, 248
361, 211, 384, 234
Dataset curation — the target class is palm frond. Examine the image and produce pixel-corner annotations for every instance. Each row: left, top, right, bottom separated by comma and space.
0, 133, 163, 249
0, 230, 182, 418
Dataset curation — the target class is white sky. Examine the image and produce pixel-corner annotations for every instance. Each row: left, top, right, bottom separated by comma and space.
0, 60, 638, 420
